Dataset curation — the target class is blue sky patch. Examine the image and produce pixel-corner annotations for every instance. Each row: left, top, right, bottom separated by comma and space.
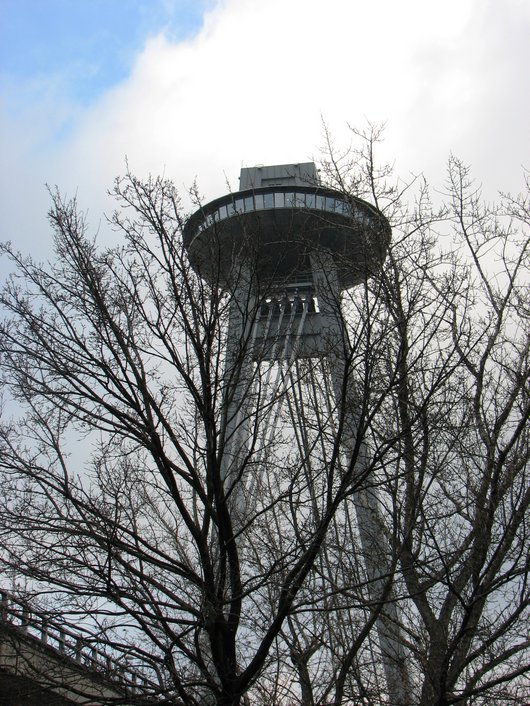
0, 0, 208, 105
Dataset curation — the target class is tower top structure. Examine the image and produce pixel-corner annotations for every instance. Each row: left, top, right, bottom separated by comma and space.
183, 162, 390, 290
239, 162, 318, 190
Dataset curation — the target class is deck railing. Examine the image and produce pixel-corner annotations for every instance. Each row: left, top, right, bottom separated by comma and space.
0, 589, 164, 696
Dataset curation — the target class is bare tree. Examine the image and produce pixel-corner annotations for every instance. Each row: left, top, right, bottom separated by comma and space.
311, 127, 530, 705
0, 130, 528, 706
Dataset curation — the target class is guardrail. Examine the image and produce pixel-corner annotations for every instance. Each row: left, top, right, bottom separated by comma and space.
0, 590, 164, 696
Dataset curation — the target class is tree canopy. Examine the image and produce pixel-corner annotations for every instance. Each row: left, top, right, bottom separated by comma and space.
0, 128, 528, 705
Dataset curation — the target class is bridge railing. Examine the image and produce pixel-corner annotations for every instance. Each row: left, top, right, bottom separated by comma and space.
0, 589, 164, 695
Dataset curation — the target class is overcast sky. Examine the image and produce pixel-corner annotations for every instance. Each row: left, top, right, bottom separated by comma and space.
1, 0, 528, 261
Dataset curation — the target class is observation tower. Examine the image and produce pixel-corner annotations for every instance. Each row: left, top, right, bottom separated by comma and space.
184, 163, 409, 703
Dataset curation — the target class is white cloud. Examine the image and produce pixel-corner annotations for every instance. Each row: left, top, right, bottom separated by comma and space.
1, 0, 528, 259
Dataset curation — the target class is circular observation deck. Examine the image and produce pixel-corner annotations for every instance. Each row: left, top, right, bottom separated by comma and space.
183, 185, 391, 291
